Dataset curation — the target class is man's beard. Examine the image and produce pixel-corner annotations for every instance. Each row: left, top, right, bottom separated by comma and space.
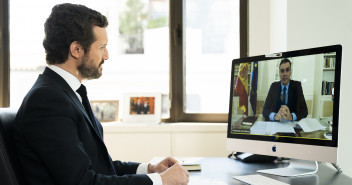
78, 55, 104, 80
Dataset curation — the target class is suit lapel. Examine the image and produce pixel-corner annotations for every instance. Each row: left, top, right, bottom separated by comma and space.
287, 81, 294, 107
41, 68, 105, 143
276, 82, 281, 104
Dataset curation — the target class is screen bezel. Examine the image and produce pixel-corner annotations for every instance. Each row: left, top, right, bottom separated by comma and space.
227, 45, 342, 148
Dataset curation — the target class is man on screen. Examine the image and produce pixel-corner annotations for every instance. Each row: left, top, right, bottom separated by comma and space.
263, 58, 308, 122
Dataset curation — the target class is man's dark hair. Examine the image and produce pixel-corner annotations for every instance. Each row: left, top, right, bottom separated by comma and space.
280, 58, 291, 67
43, 3, 108, 64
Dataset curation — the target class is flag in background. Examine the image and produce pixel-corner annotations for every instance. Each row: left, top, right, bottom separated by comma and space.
235, 63, 249, 116
250, 62, 258, 115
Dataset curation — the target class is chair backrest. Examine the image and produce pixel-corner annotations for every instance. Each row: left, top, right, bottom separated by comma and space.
0, 108, 24, 185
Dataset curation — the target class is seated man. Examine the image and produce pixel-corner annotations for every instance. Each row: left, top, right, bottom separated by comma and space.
14, 3, 189, 185
263, 58, 308, 122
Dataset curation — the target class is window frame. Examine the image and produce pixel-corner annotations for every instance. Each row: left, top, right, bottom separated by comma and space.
167, 0, 248, 122
1, 0, 248, 123
0, 0, 10, 107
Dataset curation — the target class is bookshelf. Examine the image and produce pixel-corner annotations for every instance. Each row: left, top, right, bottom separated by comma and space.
321, 53, 335, 96
315, 53, 335, 119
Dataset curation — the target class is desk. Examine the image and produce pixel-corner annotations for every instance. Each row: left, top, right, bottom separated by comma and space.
232, 117, 330, 140
190, 158, 352, 185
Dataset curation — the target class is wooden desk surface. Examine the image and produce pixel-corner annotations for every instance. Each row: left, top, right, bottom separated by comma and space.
190, 157, 352, 185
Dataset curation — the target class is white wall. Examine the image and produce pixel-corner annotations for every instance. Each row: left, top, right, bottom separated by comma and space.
286, 0, 352, 177
249, 0, 271, 56
249, 0, 352, 177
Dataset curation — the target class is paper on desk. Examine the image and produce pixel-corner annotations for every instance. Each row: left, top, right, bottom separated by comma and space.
189, 177, 228, 185
150, 157, 203, 165
250, 121, 295, 135
250, 121, 269, 135
272, 122, 296, 134
298, 118, 326, 132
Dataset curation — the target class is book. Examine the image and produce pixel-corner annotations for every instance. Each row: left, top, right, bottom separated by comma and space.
180, 163, 201, 171
178, 158, 202, 171
297, 118, 326, 132
241, 116, 257, 126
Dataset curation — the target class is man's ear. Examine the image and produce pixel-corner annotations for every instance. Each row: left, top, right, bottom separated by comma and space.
69, 41, 82, 59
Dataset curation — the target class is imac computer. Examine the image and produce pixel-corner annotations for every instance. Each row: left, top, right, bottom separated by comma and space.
227, 45, 342, 176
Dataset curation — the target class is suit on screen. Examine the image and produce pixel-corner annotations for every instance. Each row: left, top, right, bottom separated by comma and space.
263, 80, 308, 121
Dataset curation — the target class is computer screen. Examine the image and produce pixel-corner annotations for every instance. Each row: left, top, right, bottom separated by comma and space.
226, 45, 342, 176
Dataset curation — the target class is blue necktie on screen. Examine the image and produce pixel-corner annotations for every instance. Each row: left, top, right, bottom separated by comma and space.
282, 87, 287, 105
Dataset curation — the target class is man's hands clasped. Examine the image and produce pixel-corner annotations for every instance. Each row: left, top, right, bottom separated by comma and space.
148, 157, 189, 185
274, 105, 293, 121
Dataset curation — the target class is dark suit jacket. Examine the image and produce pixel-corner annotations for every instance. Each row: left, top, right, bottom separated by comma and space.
14, 67, 152, 185
263, 80, 308, 121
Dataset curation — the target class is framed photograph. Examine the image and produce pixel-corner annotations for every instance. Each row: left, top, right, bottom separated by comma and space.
90, 100, 119, 122
123, 93, 162, 124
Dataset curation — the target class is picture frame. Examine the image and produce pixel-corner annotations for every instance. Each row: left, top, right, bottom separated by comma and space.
90, 100, 119, 122
123, 93, 162, 124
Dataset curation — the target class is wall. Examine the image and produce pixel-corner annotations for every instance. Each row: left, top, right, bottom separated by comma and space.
249, 0, 352, 177
103, 123, 229, 163
286, 0, 352, 177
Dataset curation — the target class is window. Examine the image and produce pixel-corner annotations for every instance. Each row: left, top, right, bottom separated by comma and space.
5, 0, 247, 122
170, 0, 246, 122
184, 0, 239, 114
9, 0, 170, 120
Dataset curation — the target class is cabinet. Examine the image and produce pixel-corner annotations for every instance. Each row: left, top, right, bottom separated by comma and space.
103, 123, 229, 163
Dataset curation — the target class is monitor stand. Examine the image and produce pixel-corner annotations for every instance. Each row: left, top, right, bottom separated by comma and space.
257, 159, 318, 177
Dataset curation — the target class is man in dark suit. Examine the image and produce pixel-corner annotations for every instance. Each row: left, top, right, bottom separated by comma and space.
134, 98, 143, 114
143, 101, 150, 114
263, 58, 308, 122
14, 3, 189, 185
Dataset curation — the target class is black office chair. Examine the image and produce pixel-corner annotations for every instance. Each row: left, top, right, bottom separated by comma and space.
0, 108, 24, 185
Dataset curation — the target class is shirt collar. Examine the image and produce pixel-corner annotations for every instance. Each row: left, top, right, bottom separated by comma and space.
281, 81, 290, 92
47, 65, 81, 92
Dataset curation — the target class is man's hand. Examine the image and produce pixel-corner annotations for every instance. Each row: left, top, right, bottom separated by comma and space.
278, 105, 292, 121
148, 157, 178, 173
274, 112, 282, 121
160, 163, 189, 185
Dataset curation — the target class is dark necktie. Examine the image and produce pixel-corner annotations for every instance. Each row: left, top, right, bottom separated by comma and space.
76, 84, 103, 138
76, 84, 117, 175
282, 87, 287, 105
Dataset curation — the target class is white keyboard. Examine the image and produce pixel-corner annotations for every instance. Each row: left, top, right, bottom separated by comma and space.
233, 174, 289, 185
